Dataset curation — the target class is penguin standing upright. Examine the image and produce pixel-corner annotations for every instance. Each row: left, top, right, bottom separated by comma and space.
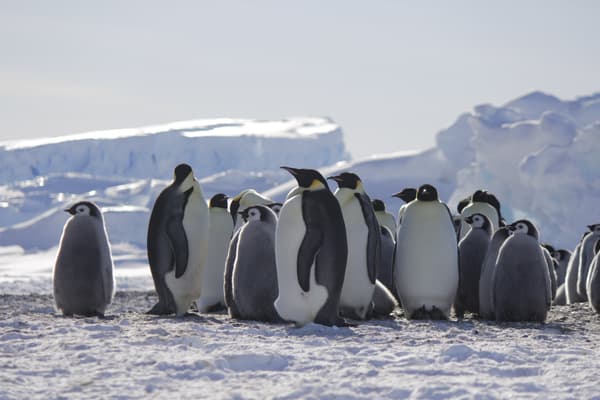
329, 172, 380, 320
372, 199, 396, 236
229, 189, 273, 232
394, 184, 458, 319
565, 234, 587, 304
457, 190, 503, 240
576, 224, 600, 300
585, 240, 600, 313
231, 205, 281, 322
492, 220, 551, 322
53, 201, 115, 317
196, 193, 233, 313
147, 164, 209, 316
392, 188, 416, 226
551, 249, 571, 287
274, 167, 348, 327
454, 213, 492, 318
478, 227, 510, 320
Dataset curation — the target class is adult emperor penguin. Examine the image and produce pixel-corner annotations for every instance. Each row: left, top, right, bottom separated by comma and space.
492, 220, 551, 322
457, 190, 503, 240
53, 201, 115, 317
585, 240, 600, 313
394, 184, 458, 319
231, 205, 281, 322
274, 166, 348, 327
330, 172, 380, 320
147, 163, 209, 316
551, 249, 572, 286
478, 226, 510, 320
196, 193, 233, 313
391, 188, 416, 226
565, 234, 587, 303
576, 224, 600, 300
454, 213, 492, 318
372, 199, 397, 237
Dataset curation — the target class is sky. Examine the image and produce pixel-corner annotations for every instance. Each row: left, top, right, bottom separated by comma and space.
1, 1, 600, 159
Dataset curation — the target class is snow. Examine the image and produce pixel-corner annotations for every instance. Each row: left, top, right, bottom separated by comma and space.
2, 91, 600, 398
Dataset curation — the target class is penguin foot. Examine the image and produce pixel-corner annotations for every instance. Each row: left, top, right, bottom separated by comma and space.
410, 306, 448, 320
147, 302, 172, 315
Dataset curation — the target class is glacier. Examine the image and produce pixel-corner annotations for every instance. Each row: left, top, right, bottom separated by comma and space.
1, 92, 599, 252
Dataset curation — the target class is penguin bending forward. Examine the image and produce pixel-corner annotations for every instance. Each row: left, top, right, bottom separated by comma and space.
394, 184, 458, 319
53, 201, 115, 317
274, 167, 348, 327
147, 164, 209, 316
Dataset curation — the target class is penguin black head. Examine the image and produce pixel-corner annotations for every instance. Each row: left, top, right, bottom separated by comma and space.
266, 202, 283, 215
416, 184, 438, 202
508, 219, 539, 240
174, 163, 193, 185
239, 205, 276, 224
372, 199, 385, 212
209, 193, 228, 209
392, 188, 417, 203
327, 172, 362, 190
588, 224, 600, 235
541, 243, 556, 254
65, 201, 102, 218
281, 166, 329, 191
471, 189, 502, 217
464, 213, 492, 233
551, 249, 570, 261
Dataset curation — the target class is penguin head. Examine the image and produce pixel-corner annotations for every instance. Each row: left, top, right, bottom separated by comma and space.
229, 189, 249, 222
464, 213, 491, 231
209, 193, 228, 209
541, 243, 555, 254
471, 189, 502, 218
65, 201, 102, 218
392, 188, 417, 203
372, 199, 385, 212
240, 205, 276, 224
173, 163, 196, 194
588, 224, 600, 235
456, 196, 470, 214
281, 166, 328, 191
416, 184, 438, 202
266, 202, 283, 215
551, 249, 570, 261
327, 172, 363, 191
508, 219, 539, 240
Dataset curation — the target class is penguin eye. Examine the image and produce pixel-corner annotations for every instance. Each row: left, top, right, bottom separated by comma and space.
516, 223, 527, 233
248, 209, 260, 221
76, 205, 90, 215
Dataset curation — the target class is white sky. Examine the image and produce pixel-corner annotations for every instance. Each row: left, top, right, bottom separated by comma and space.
1, 1, 599, 158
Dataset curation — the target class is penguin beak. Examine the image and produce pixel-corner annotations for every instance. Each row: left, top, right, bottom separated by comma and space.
281, 166, 300, 177
464, 216, 474, 224
327, 175, 342, 182
391, 192, 402, 199
588, 225, 596, 231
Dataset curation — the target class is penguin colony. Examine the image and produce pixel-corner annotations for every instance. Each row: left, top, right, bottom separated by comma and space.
52, 163, 600, 325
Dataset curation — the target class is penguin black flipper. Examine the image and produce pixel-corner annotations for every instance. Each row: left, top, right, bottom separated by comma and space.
167, 215, 189, 279
355, 192, 380, 284
224, 229, 241, 318
297, 208, 324, 293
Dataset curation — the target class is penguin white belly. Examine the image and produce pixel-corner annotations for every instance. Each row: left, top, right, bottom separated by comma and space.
197, 209, 232, 312
395, 203, 458, 317
165, 189, 209, 316
274, 194, 328, 326
339, 200, 374, 317
460, 203, 499, 240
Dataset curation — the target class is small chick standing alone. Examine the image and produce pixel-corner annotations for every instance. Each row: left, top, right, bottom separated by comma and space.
53, 201, 115, 317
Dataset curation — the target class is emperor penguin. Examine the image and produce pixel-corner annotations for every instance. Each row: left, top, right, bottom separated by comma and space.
391, 188, 416, 226
329, 172, 380, 320
229, 189, 273, 232
541, 246, 558, 300
196, 193, 233, 313
369, 280, 399, 318
394, 184, 458, 319
231, 205, 281, 322
274, 166, 348, 327
553, 284, 567, 306
576, 224, 600, 300
492, 220, 551, 323
372, 199, 397, 236
457, 190, 503, 240
551, 249, 571, 287
147, 164, 209, 316
454, 213, 492, 318
478, 227, 511, 320
565, 234, 587, 303
53, 201, 115, 317
585, 239, 600, 313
